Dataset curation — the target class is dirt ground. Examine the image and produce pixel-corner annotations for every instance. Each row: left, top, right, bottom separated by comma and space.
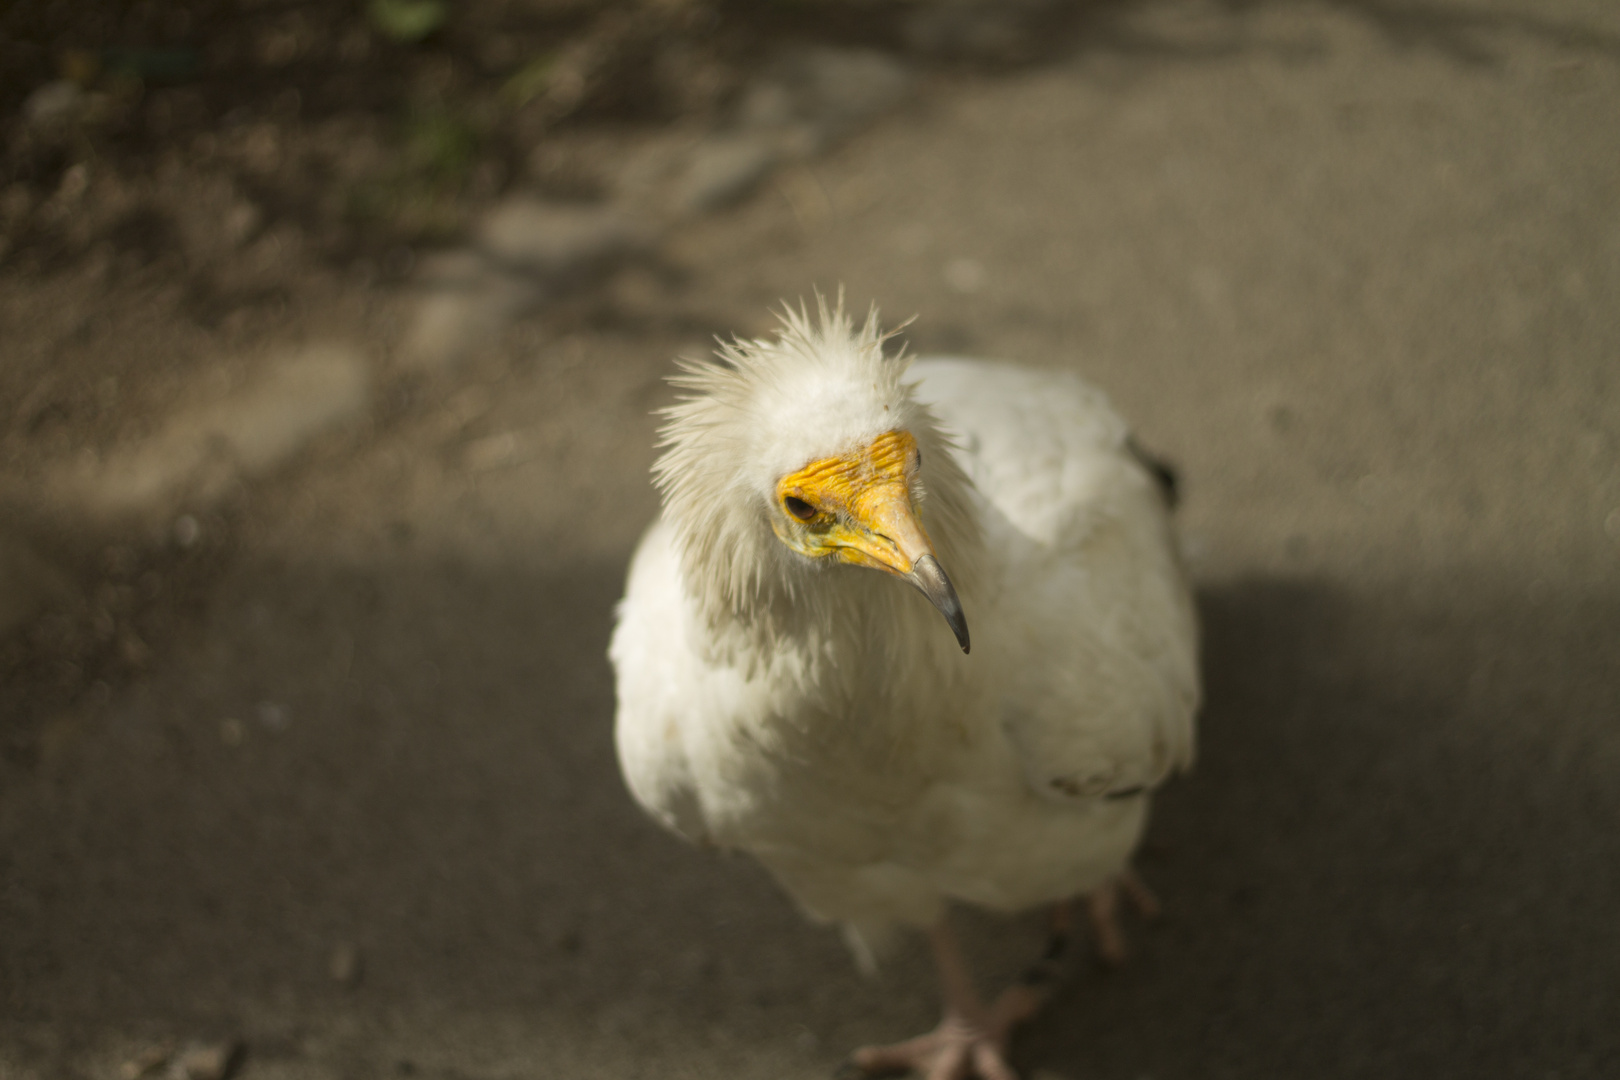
3, 1, 1619, 1078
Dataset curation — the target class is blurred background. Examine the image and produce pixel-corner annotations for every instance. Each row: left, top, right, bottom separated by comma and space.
1, 1, 1618, 1077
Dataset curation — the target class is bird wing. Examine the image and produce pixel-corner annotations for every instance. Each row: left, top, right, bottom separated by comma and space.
609, 516, 714, 845
909, 358, 1199, 802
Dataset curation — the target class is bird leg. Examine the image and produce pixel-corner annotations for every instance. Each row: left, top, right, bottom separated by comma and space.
1085, 868, 1160, 967
848, 909, 1074, 1080
847, 871, 1160, 1079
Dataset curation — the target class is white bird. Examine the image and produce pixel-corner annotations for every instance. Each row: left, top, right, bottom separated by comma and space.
610, 299, 1199, 1079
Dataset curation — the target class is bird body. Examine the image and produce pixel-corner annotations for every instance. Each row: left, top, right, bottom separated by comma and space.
611, 306, 1199, 976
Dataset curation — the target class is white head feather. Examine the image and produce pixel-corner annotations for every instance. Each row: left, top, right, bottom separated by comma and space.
653, 297, 979, 653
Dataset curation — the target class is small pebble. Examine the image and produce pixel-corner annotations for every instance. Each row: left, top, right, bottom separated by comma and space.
463, 431, 518, 471
329, 941, 363, 986
175, 1040, 242, 1080
119, 632, 152, 668
943, 257, 986, 294
23, 80, 84, 127
174, 515, 200, 547
119, 1043, 172, 1080
674, 135, 779, 214
57, 163, 89, 202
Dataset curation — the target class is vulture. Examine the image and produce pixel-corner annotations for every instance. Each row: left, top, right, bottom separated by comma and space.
610, 299, 1199, 1079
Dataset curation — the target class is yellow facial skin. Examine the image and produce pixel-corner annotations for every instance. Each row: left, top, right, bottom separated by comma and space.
772, 430, 937, 577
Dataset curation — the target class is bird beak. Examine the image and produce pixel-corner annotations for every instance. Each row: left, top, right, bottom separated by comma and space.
775, 431, 970, 653
841, 483, 971, 654
908, 554, 970, 654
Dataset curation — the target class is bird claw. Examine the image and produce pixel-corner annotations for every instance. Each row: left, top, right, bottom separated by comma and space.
1087, 868, 1161, 966
848, 1014, 1019, 1080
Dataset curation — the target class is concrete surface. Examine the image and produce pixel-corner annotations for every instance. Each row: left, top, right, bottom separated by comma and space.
3, 2, 1618, 1078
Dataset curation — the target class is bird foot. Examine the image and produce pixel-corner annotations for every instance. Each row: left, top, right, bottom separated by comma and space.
841, 901, 1101, 1080
846, 995, 1030, 1080
1087, 868, 1160, 967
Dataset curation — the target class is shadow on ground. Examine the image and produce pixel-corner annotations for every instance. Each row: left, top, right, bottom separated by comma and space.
3, 546, 1616, 1077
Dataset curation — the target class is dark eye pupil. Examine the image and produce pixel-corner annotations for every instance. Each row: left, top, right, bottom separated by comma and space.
784, 496, 816, 521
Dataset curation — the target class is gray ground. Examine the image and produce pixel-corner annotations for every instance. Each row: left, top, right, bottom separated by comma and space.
4, 1, 1619, 1078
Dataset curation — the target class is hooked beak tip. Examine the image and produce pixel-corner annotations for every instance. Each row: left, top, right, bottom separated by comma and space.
908, 554, 970, 654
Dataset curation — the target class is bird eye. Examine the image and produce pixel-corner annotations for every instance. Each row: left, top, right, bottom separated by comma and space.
784, 495, 816, 521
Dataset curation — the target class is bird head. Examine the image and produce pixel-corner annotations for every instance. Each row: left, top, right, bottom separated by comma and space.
654, 297, 972, 653
767, 428, 968, 653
